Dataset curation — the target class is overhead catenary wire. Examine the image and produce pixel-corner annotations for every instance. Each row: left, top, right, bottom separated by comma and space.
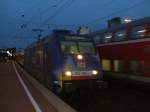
40, 0, 65, 15
24, 0, 116, 29
15, 1, 66, 42
101, 0, 116, 7
86, 0, 150, 25
21, 0, 65, 28
13, 0, 150, 41
38, 0, 75, 28
20, 0, 43, 17
21, 0, 117, 30
38, 0, 117, 29
20, 0, 45, 23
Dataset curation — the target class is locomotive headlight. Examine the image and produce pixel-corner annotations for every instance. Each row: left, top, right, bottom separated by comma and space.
65, 71, 72, 76
92, 70, 98, 75
77, 54, 83, 60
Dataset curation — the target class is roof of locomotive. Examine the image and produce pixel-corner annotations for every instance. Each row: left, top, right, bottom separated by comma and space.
25, 29, 91, 50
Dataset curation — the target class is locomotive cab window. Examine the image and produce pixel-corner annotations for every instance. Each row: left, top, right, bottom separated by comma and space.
60, 41, 79, 54
60, 41, 95, 54
78, 42, 95, 54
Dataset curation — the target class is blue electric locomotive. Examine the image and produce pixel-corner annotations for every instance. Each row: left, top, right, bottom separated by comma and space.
24, 29, 105, 93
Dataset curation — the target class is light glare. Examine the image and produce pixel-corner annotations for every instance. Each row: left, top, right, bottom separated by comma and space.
77, 54, 83, 60
65, 71, 72, 76
92, 70, 98, 75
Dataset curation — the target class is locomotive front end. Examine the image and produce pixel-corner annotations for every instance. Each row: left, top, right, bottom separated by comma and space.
58, 35, 106, 92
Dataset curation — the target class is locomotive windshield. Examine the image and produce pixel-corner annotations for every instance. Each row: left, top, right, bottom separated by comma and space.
78, 42, 95, 54
60, 41, 95, 54
60, 41, 78, 54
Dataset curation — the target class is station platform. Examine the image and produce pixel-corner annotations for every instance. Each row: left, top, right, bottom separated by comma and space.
0, 61, 76, 112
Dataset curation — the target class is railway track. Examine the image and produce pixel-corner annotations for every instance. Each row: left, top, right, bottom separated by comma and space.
61, 78, 150, 112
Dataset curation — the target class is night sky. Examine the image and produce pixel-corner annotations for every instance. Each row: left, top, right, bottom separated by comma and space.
0, 0, 150, 50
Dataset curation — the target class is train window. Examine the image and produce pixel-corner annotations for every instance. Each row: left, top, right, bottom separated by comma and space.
114, 30, 125, 42
129, 60, 144, 75
131, 25, 145, 39
93, 35, 100, 44
102, 59, 111, 71
113, 60, 125, 72
60, 41, 79, 54
144, 23, 150, 37
103, 33, 112, 43
78, 42, 95, 54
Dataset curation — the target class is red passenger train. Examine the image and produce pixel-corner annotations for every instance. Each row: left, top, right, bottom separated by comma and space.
92, 17, 150, 84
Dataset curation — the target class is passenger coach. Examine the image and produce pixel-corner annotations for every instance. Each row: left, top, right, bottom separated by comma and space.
92, 16, 150, 84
